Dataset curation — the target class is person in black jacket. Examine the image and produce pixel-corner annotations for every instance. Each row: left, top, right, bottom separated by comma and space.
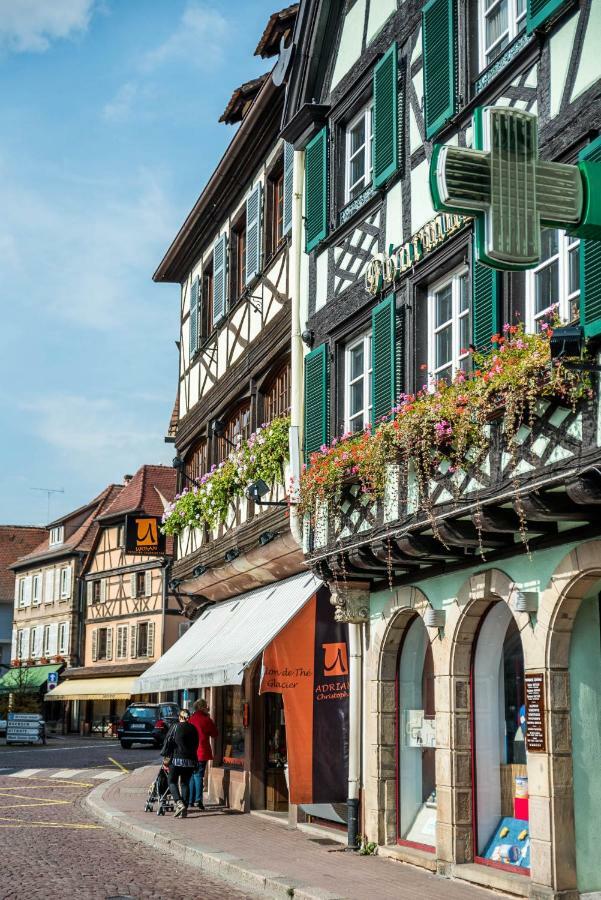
161, 709, 199, 818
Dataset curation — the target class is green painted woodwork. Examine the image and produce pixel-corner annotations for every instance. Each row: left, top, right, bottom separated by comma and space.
423, 0, 456, 140
0, 664, 62, 693
245, 182, 263, 285
472, 249, 500, 352
304, 344, 329, 459
527, 0, 570, 34
373, 42, 398, 188
371, 296, 396, 423
212, 233, 228, 326
283, 141, 294, 236
579, 137, 601, 339
305, 127, 328, 253
189, 275, 200, 358
570, 593, 601, 892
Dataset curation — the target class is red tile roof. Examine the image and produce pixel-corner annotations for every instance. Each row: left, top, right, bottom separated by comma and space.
12, 484, 123, 570
98, 465, 177, 521
0, 526, 47, 600
255, 4, 298, 59
219, 73, 271, 124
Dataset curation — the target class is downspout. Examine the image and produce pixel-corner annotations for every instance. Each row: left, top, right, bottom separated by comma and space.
347, 621, 363, 849
289, 147, 305, 547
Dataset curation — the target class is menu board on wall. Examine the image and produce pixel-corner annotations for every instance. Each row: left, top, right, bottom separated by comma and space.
525, 673, 546, 753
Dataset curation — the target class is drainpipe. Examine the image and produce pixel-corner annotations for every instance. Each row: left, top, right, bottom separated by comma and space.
347, 621, 363, 849
289, 147, 305, 547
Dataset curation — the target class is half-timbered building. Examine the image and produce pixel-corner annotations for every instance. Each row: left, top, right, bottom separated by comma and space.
6, 485, 121, 731
49, 465, 178, 734
282, 0, 601, 895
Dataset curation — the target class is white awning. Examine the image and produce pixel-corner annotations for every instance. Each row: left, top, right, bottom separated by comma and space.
135, 572, 321, 693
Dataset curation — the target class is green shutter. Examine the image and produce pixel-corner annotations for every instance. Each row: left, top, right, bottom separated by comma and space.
305, 127, 328, 253
283, 141, 294, 236
371, 296, 397, 422
189, 275, 199, 358
423, 0, 457, 140
579, 138, 601, 339
472, 254, 500, 352
373, 43, 398, 188
304, 344, 329, 459
245, 182, 263, 285
527, 0, 569, 33
212, 233, 228, 326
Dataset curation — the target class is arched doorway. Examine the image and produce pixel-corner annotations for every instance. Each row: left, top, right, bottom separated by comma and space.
396, 615, 436, 848
472, 602, 529, 872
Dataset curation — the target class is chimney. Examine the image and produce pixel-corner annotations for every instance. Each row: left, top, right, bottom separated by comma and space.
123, 474, 133, 485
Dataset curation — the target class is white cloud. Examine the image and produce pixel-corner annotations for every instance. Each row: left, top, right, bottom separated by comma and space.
0, 0, 96, 53
102, 82, 138, 123
141, 3, 227, 72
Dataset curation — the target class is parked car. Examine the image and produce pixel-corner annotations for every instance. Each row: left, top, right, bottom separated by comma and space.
116, 702, 179, 749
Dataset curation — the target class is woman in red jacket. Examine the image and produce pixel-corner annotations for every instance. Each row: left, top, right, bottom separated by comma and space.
188, 698, 218, 810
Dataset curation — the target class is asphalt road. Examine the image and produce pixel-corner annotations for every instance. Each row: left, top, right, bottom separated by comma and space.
0, 735, 255, 900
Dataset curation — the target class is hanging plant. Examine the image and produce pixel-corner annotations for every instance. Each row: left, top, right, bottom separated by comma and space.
161, 416, 290, 535
299, 321, 591, 532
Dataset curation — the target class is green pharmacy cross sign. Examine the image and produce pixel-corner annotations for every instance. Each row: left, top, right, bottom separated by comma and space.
430, 106, 601, 270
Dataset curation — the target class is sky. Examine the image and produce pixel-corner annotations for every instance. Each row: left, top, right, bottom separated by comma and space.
0, 0, 275, 526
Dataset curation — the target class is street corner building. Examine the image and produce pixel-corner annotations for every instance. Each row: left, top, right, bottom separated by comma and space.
279, 0, 601, 897
144, 3, 353, 827
47, 464, 181, 734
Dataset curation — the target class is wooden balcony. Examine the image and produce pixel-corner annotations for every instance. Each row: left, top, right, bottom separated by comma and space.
305, 394, 601, 585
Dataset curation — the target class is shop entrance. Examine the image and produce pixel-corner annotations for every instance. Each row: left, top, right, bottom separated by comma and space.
472, 603, 529, 873
264, 692, 288, 812
396, 615, 436, 849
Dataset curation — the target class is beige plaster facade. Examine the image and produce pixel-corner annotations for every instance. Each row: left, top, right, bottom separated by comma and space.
13, 559, 78, 667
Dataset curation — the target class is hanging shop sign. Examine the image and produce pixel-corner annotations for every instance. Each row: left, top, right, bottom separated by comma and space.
260, 587, 349, 805
125, 515, 166, 556
365, 213, 467, 295
524, 672, 546, 753
430, 106, 601, 270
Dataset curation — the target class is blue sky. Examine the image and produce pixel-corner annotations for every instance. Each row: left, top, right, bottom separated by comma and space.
0, 0, 275, 525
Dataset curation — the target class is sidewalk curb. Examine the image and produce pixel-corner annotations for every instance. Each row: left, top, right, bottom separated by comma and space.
85, 772, 345, 900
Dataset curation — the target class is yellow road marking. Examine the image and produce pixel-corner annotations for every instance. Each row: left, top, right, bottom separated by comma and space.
108, 756, 128, 774
0, 820, 104, 830
0, 792, 69, 804
0, 801, 71, 810
0, 778, 94, 788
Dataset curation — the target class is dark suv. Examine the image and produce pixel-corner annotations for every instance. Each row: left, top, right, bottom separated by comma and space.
117, 703, 179, 749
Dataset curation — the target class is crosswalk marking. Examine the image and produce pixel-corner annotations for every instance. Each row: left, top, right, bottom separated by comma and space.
7, 769, 42, 778
92, 770, 122, 780
50, 770, 83, 779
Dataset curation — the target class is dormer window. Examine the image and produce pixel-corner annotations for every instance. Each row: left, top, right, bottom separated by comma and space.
49, 526, 64, 547
345, 105, 373, 203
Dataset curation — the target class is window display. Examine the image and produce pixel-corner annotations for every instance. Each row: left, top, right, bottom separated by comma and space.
473, 604, 529, 870
222, 685, 245, 767
397, 616, 436, 847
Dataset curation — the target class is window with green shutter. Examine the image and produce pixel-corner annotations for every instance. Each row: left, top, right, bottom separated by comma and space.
371, 296, 397, 422
304, 344, 329, 459
305, 127, 328, 253
472, 254, 500, 352
283, 141, 294, 236
245, 182, 263, 285
373, 43, 399, 188
423, 0, 457, 140
212, 233, 228, 326
189, 275, 200, 359
579, 137, 601, 339
527, 0, 570, 33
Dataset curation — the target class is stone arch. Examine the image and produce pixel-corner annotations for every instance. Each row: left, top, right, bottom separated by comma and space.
364, 585, 440, 848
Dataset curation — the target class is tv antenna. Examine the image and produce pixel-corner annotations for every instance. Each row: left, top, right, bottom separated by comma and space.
30, 487, 65, 523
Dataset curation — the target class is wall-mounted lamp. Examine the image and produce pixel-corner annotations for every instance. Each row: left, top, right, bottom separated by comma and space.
168, 578, 183, 591
550, 326, 601, 371
258, 531, 278, 546
211, 419, 237, 448
224, 548, 240, 563
245, 478, 287, 507
192, 564, 207, 578
172, 455, 197, 487
301, 329, 314, 348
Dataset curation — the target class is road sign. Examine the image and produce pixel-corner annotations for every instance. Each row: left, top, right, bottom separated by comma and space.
6, 712, 45, 745
47, 671, 59, 692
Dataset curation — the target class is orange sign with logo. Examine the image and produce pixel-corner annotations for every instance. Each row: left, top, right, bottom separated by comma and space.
322, 642, 348, 677
125, 515, 166, 556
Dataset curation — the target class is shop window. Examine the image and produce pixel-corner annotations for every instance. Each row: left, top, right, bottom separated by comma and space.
345, 331, 372, 433
479, 0, 527, 71
222, 685, 245, 767
526, 229, 580, 332
397, 616, 437, 847
218, 403, 251, 462
473, 604, 529, 870
428, 268, 469, 385
185, 439, 208, 485
263, 362, 291, 424
345, 104, 373, 203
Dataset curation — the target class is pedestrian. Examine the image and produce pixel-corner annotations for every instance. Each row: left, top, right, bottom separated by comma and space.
188, 698, 218, 810
161, 708, 198, 818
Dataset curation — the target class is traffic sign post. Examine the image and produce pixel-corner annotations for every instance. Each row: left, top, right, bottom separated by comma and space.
6, 712, 46, 745
47, 671, 59, 692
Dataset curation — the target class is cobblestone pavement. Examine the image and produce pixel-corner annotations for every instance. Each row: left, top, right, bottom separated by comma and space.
0, 764, 254, 900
